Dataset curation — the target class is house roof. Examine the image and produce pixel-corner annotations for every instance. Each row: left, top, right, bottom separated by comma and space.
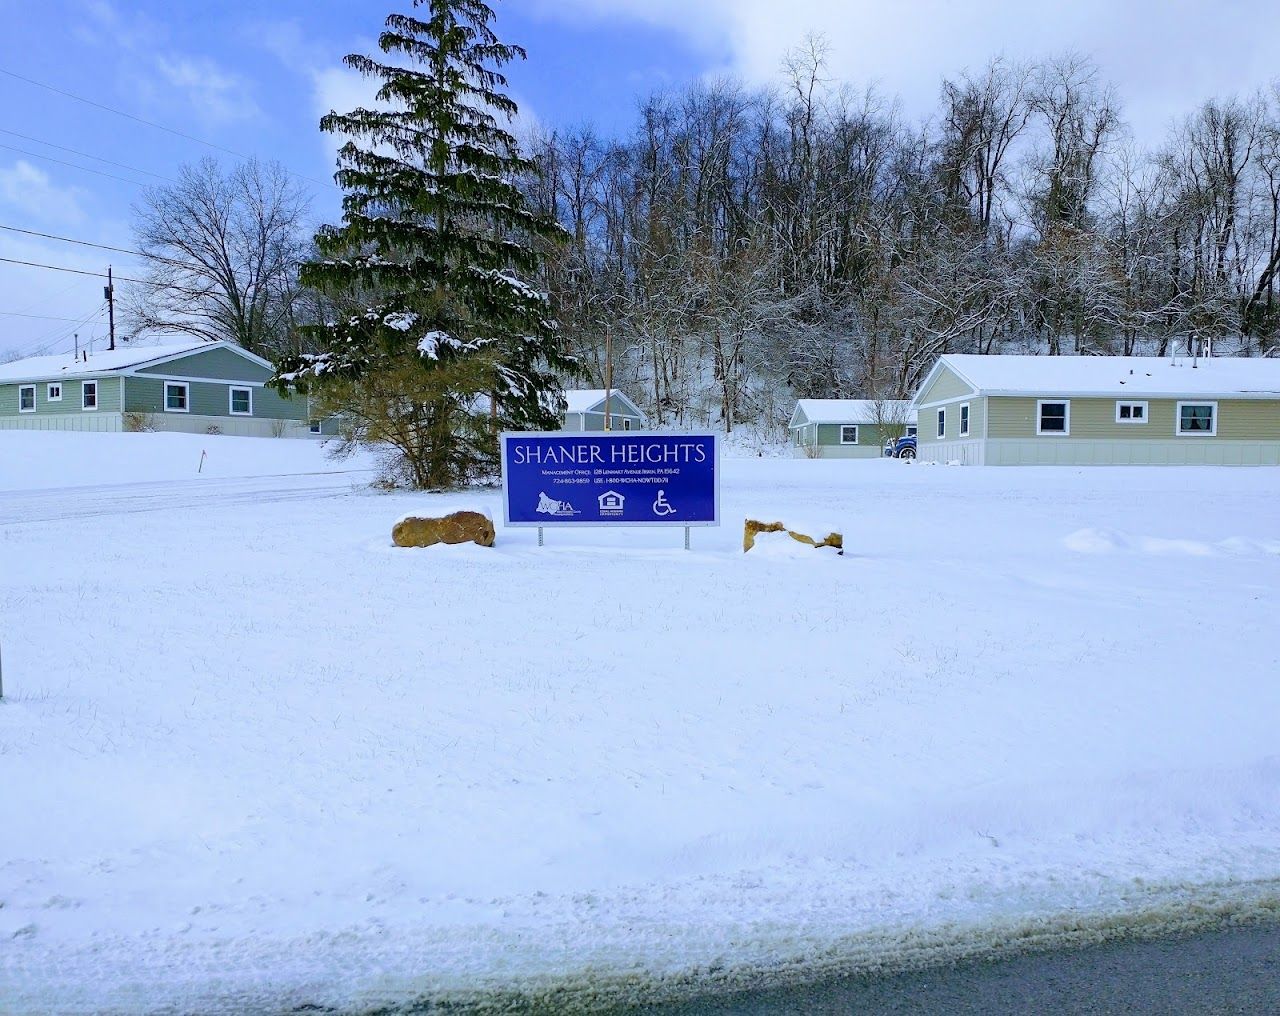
920, 354, 1280, 402
789, 399, 917, 426
0, 339, 260, 383
563, 389, 646, 418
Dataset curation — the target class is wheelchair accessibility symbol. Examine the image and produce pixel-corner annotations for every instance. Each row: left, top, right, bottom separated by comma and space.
651, 489, 677, 517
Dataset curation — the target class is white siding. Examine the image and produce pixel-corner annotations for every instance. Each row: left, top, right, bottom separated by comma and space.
983, 438, 1280, 466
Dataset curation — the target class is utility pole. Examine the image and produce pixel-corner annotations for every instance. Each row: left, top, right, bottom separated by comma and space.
104, 266, 116, 352
604, 326, 613, 431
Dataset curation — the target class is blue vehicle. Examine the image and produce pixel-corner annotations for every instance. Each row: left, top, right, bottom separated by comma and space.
883, 434, 917, 459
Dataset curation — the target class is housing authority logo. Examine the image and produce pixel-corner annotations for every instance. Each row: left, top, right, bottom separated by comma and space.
597, 490, 625, 516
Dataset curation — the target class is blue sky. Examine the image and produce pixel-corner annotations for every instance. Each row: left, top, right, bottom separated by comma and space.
1, 0, 1278, 359
0, 0, 716, 358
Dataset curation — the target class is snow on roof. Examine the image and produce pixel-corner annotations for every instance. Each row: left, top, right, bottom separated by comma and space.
936, 354, 1280, 399
791, 399, 917, 425
562, 389, 644, 416
0, 340, 224, 383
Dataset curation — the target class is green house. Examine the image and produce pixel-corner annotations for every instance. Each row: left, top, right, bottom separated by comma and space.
561, 389, 648, 431
0, 340, 322, 438
912, 354, 1280, 465
788, 399, 917, 458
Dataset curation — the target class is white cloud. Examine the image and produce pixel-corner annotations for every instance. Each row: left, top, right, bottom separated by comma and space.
0, 161, 90, 226
0, 160, 144, 361
532, 0, 1280, 145
255, 20, 544, 164
0, 229, 115, 363
150, 55, 262, 126
82, 0, 261, 128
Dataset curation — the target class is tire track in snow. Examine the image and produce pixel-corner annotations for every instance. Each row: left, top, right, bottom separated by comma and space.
0, 471, 374, 525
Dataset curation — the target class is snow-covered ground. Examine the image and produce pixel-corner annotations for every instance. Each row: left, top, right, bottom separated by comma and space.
2, 433, 1279, 1013
0, 431, 375, 492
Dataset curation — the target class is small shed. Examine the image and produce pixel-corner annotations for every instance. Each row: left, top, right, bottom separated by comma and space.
0, 339, 316, 437
788, 399, 917, 458
561, 389, 648, 431
912, 353, 1280, 465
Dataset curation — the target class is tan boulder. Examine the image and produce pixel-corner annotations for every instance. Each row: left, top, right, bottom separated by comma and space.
393, 511, 495, 549
743, 519, 842, 554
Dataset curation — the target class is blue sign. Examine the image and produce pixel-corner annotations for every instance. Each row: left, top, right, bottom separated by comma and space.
501, 432, 719, 527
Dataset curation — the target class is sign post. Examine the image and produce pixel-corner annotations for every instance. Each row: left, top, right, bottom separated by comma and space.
501, 432, 719, 545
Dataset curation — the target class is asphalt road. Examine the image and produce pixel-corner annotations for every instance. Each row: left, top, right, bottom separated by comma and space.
635, 921, 1280, 1015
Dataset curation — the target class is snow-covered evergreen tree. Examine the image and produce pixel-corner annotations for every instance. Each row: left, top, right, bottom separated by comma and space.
273, 0, 574, 488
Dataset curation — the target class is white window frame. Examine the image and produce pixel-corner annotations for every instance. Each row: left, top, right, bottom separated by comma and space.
81, 380, 99, 411
309, 419, 322, 435
228, 386, 253, 416
936, 408, 946, 438
18, 384, 36, 413
47, 383, 62, 402
1115, 400, 1148, 424
1176, 401, 1217, 437
1036, 399, 1070, 436
164, 380, 190, 413
839, 424, 859, 445
959, 402, 970, 437
622, 417, 632, 431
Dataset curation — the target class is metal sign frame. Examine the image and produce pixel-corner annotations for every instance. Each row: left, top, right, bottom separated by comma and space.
499, 431, 721, 528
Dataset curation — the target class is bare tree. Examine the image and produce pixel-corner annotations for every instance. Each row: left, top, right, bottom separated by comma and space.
516, 49, 1280, 438
128, 158, 311, 358
937, 57, 1033, 237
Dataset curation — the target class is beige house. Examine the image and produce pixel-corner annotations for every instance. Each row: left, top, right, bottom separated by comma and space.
788, 399, 917, 458
912, 354, 1280, 466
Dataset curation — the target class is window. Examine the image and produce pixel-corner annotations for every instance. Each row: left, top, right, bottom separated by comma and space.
229, 386, 252, 416
82, 381, 98, 410
906, 425, 917, 438
622, 417, 632, 430
47, 383, 62, 402
1177, 401, 1217, 436
1037, 400, 1070, 435
1116, 401, 1147, 423
164, 381, 189, 413
309, 419, 322, 435
19, 385, 35, 412
936, 408, 946, 438
840, 425, 859, 445
959, 402, 970, 437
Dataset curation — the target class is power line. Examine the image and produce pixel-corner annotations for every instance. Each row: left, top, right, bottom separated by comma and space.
0, 224, 304, 276
0, 127, 175, 183
0, 141, 155, 187
0, 65, 339, 192
23, 304, 105, 347
0, 255, 117, 279
0, 309, 99, 322
0, 255, 208, 299
0, 223, 176, 265
0, 66, 254, 160
10, 303, 106, 359
6, 275, 82, 317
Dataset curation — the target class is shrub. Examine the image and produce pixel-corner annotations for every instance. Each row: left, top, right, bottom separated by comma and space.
123, 412, 156, 433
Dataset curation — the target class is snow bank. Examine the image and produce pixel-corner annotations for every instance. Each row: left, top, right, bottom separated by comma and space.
2, 459, 1279, 1010
1065, 527, 1280, 558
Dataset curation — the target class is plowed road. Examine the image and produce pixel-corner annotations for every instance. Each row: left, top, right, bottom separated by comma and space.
0, 470, 374, 525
